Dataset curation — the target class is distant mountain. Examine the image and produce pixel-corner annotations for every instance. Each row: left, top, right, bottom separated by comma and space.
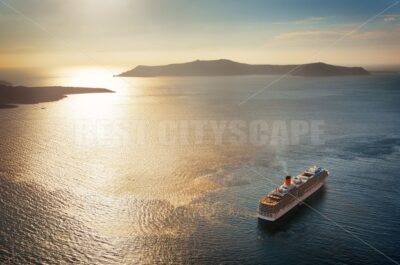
118, 59, 370, 77
0, 80, 12, 86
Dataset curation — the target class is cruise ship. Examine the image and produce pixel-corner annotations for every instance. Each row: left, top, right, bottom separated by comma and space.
258, 165, 329, 222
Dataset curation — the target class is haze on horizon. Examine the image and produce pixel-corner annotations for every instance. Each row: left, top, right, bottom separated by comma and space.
1, 0, 400, 71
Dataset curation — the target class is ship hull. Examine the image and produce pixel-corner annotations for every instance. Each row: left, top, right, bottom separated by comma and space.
258, 180, 325, 222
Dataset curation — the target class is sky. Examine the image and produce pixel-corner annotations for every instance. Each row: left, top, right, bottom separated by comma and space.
1, 0, 400, 70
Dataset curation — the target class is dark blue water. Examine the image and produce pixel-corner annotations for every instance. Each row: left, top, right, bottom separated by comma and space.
1, 73, 400, 264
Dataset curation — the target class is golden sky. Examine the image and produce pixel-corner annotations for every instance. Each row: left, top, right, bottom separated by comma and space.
1, 0, 399, 69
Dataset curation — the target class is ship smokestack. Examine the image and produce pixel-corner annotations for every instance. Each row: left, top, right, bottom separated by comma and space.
285, 176, 291, 186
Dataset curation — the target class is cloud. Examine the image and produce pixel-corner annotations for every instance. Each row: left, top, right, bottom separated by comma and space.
273, 16, 329, 25
273, 29, 399, 43
382, 14, 400, 22
273, 31, 342, 41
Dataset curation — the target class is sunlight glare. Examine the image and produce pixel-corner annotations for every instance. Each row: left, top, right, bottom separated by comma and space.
54, 67, 126, 90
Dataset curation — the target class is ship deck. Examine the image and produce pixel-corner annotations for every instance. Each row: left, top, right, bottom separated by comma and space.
260, 195, 280, 206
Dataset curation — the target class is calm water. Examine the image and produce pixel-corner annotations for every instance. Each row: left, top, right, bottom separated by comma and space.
1, 72, 400, 264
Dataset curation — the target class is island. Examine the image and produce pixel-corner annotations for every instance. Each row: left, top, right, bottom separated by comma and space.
0, 82, 113, 109
118, 59, 370, 77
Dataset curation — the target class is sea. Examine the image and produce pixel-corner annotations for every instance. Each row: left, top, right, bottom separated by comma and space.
1, 69, 400, 264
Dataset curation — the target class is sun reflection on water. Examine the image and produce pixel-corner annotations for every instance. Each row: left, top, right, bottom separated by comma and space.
53, 67, 127, 90
47, 67, 138, 119
2, 71, 271, 264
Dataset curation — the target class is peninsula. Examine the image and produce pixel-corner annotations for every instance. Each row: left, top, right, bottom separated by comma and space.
0, 82, 113, 108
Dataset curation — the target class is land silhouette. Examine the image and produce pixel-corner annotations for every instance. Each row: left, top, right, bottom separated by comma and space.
118, 59, 370, 77
0, 58, 371, 108
0, 80, 12, 86
0, 81, 113, 109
